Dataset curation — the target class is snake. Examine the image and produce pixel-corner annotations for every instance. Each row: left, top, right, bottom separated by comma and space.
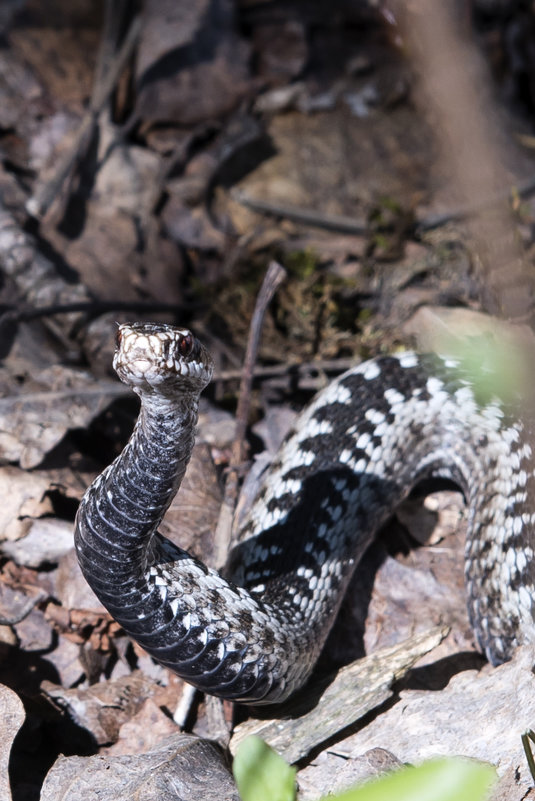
74, 322, 535, 705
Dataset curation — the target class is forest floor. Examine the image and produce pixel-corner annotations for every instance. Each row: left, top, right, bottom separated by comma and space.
2, 2, 535, 800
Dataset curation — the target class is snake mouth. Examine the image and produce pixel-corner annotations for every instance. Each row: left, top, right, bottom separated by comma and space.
113, 322, 213, 391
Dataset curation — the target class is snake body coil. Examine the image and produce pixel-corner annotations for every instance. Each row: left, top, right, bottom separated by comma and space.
75, 323, 535, 704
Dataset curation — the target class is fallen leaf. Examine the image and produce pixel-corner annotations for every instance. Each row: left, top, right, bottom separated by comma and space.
2, 517, 73, 567
0, 366, 125, 468
0, 467, 54, 542
135, 0, 251, 127
40, 733, 240, 801
107, 698, 179, 755
332, 646, 535, 797
41, 671, 157, 746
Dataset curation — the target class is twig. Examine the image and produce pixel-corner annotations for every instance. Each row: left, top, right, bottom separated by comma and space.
416, 175, 535, 232
233, 176, 535, 238
93, 0, 131, 96
203, 261, 286, 740
231, 189, 369, 236
212, 259, 287, 565
215, 356, 356, 384
26, 14, 142, 219
0, 298, 187, 327
213, 262, 287, 568
0, 384, 130, 408
522, 729, 535, 783
172, 683, 198, 729
232, 261, 288, 467
194, 261, 287, 566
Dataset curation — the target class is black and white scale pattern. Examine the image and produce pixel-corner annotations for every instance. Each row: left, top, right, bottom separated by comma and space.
74, 323, 535, 704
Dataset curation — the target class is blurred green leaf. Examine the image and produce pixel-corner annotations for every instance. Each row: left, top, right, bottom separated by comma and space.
233, 736, 296, 801
439, 333, 527, 407
326, 758, 495, 801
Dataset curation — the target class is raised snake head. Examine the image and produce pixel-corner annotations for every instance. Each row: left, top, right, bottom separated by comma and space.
113, 322, 214, 397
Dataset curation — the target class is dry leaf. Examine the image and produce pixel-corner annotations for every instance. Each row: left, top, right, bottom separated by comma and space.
107, 698, 179, 755
41, 733, 240, 801
0, 366, 124, 468
41, 671, 156, 746
135, 0, 251, 127
0, 467, 54, 542
2, 517, 73, 567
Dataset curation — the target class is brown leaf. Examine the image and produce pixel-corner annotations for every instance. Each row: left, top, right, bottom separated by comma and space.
107, 698, 178, 755
15, 606, 54, 652
0, 366, 124, 468
55, 549, 106, 613
161, 200, 226, 252
135, 0, 251, 127
41, 733, 240, 801
43, 634, 86, 689
0, 467, 53, 542
2, 517, 73, 567
41, 671, 156, 746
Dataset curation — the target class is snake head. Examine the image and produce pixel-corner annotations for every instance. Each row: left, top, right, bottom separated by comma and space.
113, 323, 214, 395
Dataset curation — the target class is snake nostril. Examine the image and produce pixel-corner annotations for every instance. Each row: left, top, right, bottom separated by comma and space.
160, 339, 171, 361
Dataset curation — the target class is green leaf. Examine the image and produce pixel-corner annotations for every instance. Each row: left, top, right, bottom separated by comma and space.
327, 758, 495, 801
233, 735, 296, 801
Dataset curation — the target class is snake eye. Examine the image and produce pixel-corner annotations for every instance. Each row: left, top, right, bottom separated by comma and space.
178, 332, 194, 358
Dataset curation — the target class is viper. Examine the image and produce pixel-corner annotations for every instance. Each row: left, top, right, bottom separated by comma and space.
74, 322, 535, 704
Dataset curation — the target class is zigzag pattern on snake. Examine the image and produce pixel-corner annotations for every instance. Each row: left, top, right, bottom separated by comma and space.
74, 322, 535, 704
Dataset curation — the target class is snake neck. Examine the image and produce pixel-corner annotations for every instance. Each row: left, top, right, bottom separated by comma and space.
75, 390, 199, 582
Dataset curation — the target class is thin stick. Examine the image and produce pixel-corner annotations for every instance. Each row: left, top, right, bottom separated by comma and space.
172, 683, 198, 729
232, 189, 368, 236
233, 177, 535, 238
205, 261, 286, 740
0, 384, 130, 408
522, 729, 535, 783
416, 175, 535, 232
216, 356, 355, 384
0, 298, 187, 326
232, 260, 288, 466
213, 259, 286, 567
